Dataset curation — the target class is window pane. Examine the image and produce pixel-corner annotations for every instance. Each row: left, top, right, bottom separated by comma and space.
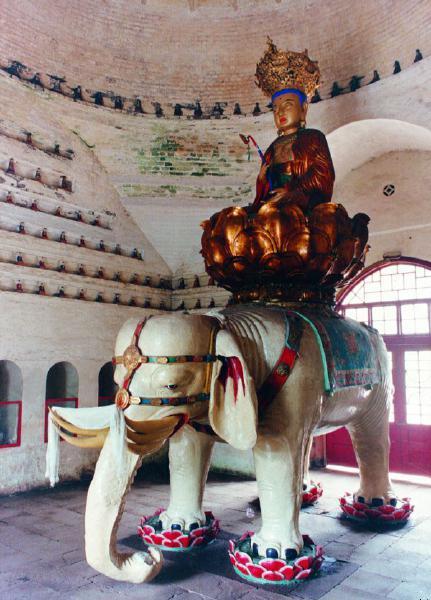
345, 307, 369, 323
371, 305, 397, 334
0, 403, 20, 446
387, 351, 394, 423
405, 351, 431, 425
401, 303, 430, 335
342, 264, 431, 304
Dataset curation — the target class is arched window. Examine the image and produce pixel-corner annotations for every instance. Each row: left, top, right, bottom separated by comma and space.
45, 361, 78, 442
98, 362, 118, 406
328, 258, 431, 475
0, 360, 23, 448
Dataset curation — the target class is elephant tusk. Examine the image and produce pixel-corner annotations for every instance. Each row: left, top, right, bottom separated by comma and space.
126, 427, 172, 447
49, 407, 109, 436
49, 408, 109, 449
124, 414, 180, 434
56, 426, 107, 449
127, 440, 167, 456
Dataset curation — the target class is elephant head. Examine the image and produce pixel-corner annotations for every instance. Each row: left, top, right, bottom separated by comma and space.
113, 314, 258, 450
47, 312, 258, 583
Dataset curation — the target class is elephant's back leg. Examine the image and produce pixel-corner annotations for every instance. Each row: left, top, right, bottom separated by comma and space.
346, 379, 396, 504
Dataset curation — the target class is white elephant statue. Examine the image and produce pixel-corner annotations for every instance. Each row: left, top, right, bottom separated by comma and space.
47, 304, 398, 585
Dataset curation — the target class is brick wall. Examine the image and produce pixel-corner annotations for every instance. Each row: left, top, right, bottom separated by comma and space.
0, 0, 429, 113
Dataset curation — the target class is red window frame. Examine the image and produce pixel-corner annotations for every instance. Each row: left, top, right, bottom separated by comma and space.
98, 395, 115, 406
0, 400, 22, 448
328, 257, 431, 474
44, 397, 78, 443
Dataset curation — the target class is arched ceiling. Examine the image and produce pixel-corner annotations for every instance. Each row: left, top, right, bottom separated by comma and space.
328, 119, 431, 183
0, 0, 430, 111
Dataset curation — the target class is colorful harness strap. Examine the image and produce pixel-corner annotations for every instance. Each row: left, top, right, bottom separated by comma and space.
257, 346, 298, 417
114, 317, 219, 412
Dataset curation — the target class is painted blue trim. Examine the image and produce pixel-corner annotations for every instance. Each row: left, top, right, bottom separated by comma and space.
291, 310, 332, 393
271, 88, 307, 105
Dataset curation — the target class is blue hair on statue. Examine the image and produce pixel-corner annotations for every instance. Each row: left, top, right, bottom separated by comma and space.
271, 88, 307, 105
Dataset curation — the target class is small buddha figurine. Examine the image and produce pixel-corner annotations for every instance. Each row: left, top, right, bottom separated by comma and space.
7, 158, 15, 174
6, 192, 14, 203
18, 221, 26, 234
30, 200, 38, 211
41, 227, 48, 239
252, 39, 334, 213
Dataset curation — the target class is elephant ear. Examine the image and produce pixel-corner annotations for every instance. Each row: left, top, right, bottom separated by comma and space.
209, 329, 258, 450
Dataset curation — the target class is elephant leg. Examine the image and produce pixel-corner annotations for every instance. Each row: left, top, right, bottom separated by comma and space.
348, 385, 395, 505
252, 428, 310, 559
85, 433, 162, 583
160, 425, 215, 530
303, 436, 313, 488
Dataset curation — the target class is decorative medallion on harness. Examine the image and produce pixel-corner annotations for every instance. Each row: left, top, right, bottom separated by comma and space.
115, 389, 131, 410
123, 344, 143, 371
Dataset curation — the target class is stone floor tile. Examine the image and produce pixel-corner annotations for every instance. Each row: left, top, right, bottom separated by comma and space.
1, 470, 430, 599
340, 567, 399, 595
319, 583, 391, 600
388, 580, 431, 599
0, 580, 60, 600
320, 541, 357, 562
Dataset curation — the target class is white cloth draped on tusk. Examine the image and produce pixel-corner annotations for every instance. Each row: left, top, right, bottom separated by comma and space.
45, 405, 126, 487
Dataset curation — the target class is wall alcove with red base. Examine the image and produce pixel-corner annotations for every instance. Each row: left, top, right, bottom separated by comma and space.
326, 258, 431, 477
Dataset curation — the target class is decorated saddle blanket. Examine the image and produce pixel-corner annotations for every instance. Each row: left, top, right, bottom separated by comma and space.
283, 308, 382, 394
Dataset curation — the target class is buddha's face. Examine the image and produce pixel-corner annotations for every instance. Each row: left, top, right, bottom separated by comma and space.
273, 92, 308, 135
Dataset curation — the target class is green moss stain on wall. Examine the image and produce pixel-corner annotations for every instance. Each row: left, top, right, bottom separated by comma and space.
135, 123, 247, 177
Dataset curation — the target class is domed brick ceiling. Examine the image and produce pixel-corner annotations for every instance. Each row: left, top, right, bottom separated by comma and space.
0, 0, 430, 112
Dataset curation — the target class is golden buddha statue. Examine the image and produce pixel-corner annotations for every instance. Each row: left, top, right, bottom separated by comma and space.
252, 39, 334, 213
201, 39, 369, 304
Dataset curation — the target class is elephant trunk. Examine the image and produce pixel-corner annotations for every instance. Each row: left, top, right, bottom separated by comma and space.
84, 431, 163, 583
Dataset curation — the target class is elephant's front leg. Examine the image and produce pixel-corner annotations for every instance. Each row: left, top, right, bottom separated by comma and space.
252, 429, 308, 560
160, 425, 215, 530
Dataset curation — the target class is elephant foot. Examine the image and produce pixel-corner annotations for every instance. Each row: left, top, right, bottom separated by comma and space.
340, 492, 414, 525
138, 508, 220, 552
228, 532, 323, 585
302, 481, 323, 506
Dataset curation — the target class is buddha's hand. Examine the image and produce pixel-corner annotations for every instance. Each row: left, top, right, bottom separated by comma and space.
268, 187, 289, 203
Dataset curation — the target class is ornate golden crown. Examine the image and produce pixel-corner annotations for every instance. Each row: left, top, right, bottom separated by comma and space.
255, 37, 320, 100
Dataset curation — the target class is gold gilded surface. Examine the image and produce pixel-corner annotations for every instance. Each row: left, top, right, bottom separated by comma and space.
256, 37, 320, 99
201, 200, 369, 304
122, 344, 141, 371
